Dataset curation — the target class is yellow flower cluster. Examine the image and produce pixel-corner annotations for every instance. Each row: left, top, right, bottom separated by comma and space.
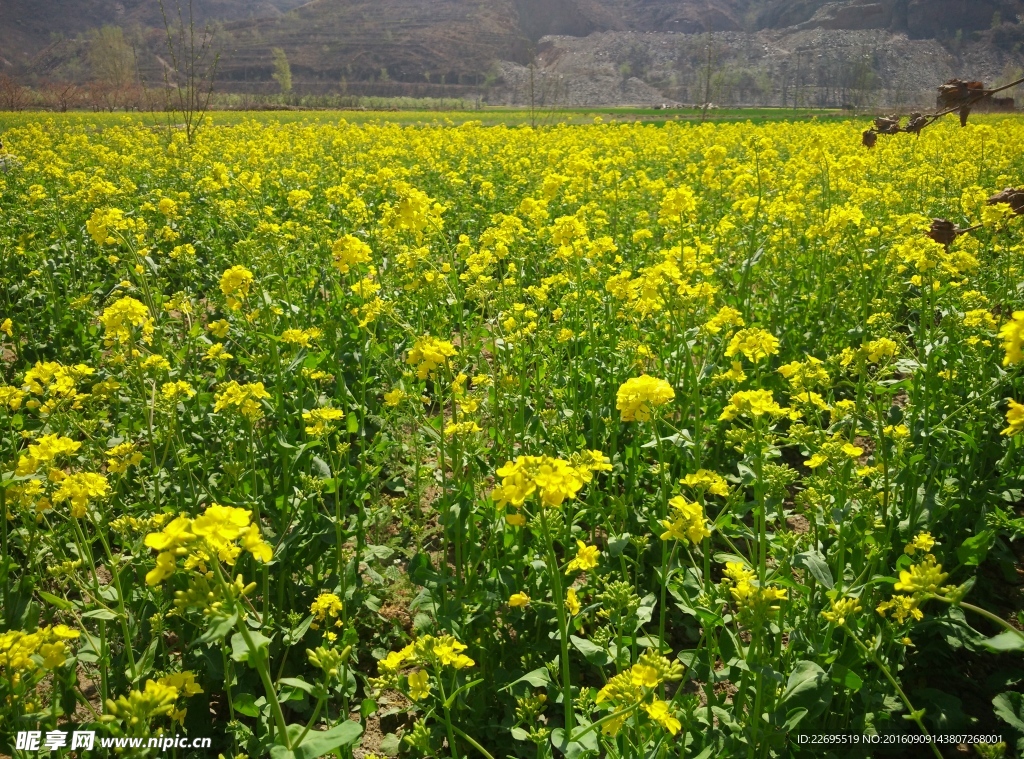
725, 327, 780, 364
616, 374, 675, 422
219, 265, 254, 310
877, 554, 950, 626
310, 592, 344, 638
53, 472, 110, 518
904, 532, 936, 556
659, 496, 712, 544
804, 437, 865, 469
86, 207, 130, 246
565, 540, 600, 573
821, 597, 862, 626
777, 356, 829, 392
443, 420, 482, 438
143, 503, 273, 585
303, 406, 344, 437
214, 380, 271, 421
893, 554, 948, 595
377, 633, 475, 700
838, 337, 899, 369
16, 433, 81, 475
723, 562, 787, 620
331, 234, 373, 273
281, 327, 323, 348
1003, 399, 1024, 436
493, 452, 609, 514
106, 441, 143, 474
999, 312, 1024, 366
103, 680, 180, 729
681, 469, 729, 497
406, 334, 457, 379
100, 297, 154, 345
719, 389, 791, 422
595, 652, 684, 736
0, 625, 79, 675
0, 385, 25, 410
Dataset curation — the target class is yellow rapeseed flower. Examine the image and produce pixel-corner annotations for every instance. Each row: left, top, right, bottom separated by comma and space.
566, 541, 600, 573
1002, 399, 1024, 436
616, 375, 675, 422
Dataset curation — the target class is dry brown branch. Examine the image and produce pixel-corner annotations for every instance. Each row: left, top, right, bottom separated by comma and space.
863, 77, 1024, 148
926, 218, 981, 247
987, 188, 1024, 215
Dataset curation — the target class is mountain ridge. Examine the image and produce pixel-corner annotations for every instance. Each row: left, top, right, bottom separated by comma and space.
4, 0, 1024, 106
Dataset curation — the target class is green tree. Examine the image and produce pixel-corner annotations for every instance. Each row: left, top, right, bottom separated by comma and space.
271, 48, 292, 95
88, 26, 136, 110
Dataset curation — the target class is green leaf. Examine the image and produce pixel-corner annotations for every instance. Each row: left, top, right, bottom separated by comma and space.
231, 630, 272, 666
81, 608, 118, 621
993, 692, 1024, 733
311, 455, 332, 479
282, 615, 313, 646
980, 630, 1024, 653
606, 534, 630, 557
634, 593, 656, 630
551, 723, 598, 758
957, 530, 996, 567
570, 635, 612, 667
443, 678, 483, 709
232, 692, 265, 718
379, 733, 402, 757
505, 667, 551, 690
782, 707, 809, 732
360, 698, 377, 719
199, 611, 239, 644
830, 665, 863, 692
777, 661, 832, 721
270, 721, 363, 759
134, 636, 160, 681
794, 550, 834, 589
38, 591, 74, 611
363, 544, 395, 561
713, 552, 747, 567
278, 677, 316, 696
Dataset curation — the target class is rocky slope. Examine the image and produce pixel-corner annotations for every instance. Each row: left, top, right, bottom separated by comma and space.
493, 26, 1024, 107
4, 0, 1024, 107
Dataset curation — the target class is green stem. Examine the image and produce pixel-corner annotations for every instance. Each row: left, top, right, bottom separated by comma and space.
450, 725, 495, 759
213, 562, 290, 750
93, 522, 139, 683
841, 626, 940, 759
568, 703, 638, 743
437, 676, 462, 759
938, 597, 1024, 641
539, 508, 574, 733
658, 542, 679, 654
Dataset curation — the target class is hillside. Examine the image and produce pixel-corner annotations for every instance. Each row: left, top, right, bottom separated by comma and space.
0, 0, 306, 68
4, 0, 1024, 105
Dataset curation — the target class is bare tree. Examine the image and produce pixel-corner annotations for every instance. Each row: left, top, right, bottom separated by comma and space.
40, 80, 84, 112
698, 39, 724, 121
0, 75, 31, 111
159, 0, 220, 144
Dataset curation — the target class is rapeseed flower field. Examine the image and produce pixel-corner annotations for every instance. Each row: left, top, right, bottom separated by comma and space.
1, 112, 1024, 758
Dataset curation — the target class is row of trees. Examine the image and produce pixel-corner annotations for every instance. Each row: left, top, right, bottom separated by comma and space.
0, 74, 149, 112
2, 2, 217, 142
